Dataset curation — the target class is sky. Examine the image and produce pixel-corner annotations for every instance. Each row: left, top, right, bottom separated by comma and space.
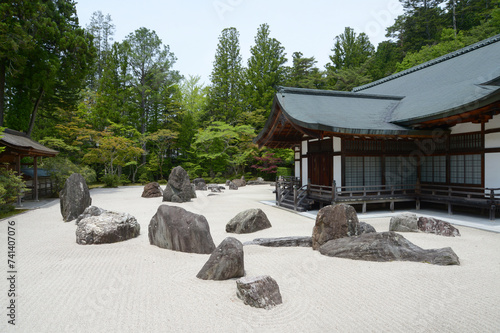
75, 0, 405, 85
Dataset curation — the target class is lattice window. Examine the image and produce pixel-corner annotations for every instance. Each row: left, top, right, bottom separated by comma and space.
450, 154, 481, 185
345, 156, 381, 188
450, 133, 482, 150
385, 156, 417, 187
421, 155, 446, 183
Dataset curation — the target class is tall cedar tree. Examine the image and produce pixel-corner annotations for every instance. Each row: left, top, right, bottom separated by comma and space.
123, 27, 181, 135
287, 52, 327, 89
1, 0, 95, 137
387, 0, 445, 53
205, 27, 244, 126
86, 11, 115, 91
245, 23, 287, 128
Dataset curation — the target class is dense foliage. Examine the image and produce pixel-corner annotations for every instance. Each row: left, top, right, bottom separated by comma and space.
1, 0, 499, 190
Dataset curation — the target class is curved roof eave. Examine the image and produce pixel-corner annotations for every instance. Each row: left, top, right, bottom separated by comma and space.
393, 87, 500, 126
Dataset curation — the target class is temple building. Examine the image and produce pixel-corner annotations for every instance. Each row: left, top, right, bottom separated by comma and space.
255, 34, 500, 218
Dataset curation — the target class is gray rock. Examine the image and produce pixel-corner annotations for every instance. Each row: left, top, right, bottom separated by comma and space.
196, 237, 244, 280
75, 206, 105, 225
193, 178, 208, 191
319, 231, 460, 266
359, 222, 377, 234
244, 236, 312, 247
232, 176, 246, 187
236, 275, 282, 310
418, 217, 461, 237
148, 205, 216, 254
227, 181, 238, 190
76, 207, 140, 245
163, 166, 196, 203
141, 182, 163, 198
60, 173, 92, 222
208, 184, 224, 192
226, 208, 272, 234
312, 204, 359, 250
389, 213, 419, 232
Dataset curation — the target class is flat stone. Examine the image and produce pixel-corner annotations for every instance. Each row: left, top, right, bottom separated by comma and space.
244, 236, 312, 247
418, 217, 461, 237
319, 231, 460, 266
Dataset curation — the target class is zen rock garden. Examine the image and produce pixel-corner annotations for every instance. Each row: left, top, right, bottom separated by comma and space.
60, 169, 462, 311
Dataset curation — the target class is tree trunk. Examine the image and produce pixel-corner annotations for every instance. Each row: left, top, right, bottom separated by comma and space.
27, 88, 44, 137
0, 61, 5, 127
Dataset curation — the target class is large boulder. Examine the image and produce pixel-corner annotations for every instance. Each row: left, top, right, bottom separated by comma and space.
163, 166, 196, 203
418, 217, 461, 237
312, 204, 359, 250
236, 275, 282, 310
141, 182, 163, 198
226, 208, 272, 234
60, 173, 92, 222
196, 237, 244, 280
75, 206, 140, 245
193, 178, 208, 191
389, 213, 419, 232
319, 231, 460, 266
148, 205, 216, 254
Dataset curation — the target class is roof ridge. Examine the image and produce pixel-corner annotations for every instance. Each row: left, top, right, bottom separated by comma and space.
278, 86, 404, 101
353, 33, 500, 92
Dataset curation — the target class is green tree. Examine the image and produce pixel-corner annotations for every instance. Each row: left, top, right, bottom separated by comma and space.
245, 23, 288, 127
189, 121, 254, 178
326, 27, 374, 90
204, 27, 244, 125
328, 27, 374, 71
86, 11, 115, 90
387, 0, 445, 53
369, 41, 405, 80
2, 0, 95, 137
287, 52, 327, 89
145, 129, 178, 179
123, 27, 182, 135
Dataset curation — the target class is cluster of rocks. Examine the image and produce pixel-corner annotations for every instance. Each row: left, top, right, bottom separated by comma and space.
148, 204, 281, 309
311, 204, 460, 265
59, 173, 141, 245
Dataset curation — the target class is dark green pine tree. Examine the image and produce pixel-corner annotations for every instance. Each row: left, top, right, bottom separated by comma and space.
387, 0, 446, 53
204, 27, 245, 126
287, 52, 327, 89
244, 23, 287, 129
1, 0, 95, 137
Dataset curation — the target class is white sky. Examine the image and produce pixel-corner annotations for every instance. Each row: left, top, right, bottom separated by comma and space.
75, 0, 404, 85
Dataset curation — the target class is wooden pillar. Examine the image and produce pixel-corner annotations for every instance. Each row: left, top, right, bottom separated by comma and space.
16, 155, 22, 207
34, 156, 39, 201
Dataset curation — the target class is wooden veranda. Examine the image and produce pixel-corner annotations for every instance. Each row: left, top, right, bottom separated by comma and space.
275, 177, 500, 220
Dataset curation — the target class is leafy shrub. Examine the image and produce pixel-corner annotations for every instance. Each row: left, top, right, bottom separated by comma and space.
0, 167, 27, 209
40, 157, 97, 195
101, 174, 120, 188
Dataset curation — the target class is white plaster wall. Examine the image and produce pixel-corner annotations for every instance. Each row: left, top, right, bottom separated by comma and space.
485, 153, 500, 188
301, 140, 308, 186
334, 156, 342, 187
301, 158, 308, 186
333, 137, 341, 152
485, 133, 500, 149
295, 161, 300, 178
450, 122, 481, 134
485, 114, 500, 131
